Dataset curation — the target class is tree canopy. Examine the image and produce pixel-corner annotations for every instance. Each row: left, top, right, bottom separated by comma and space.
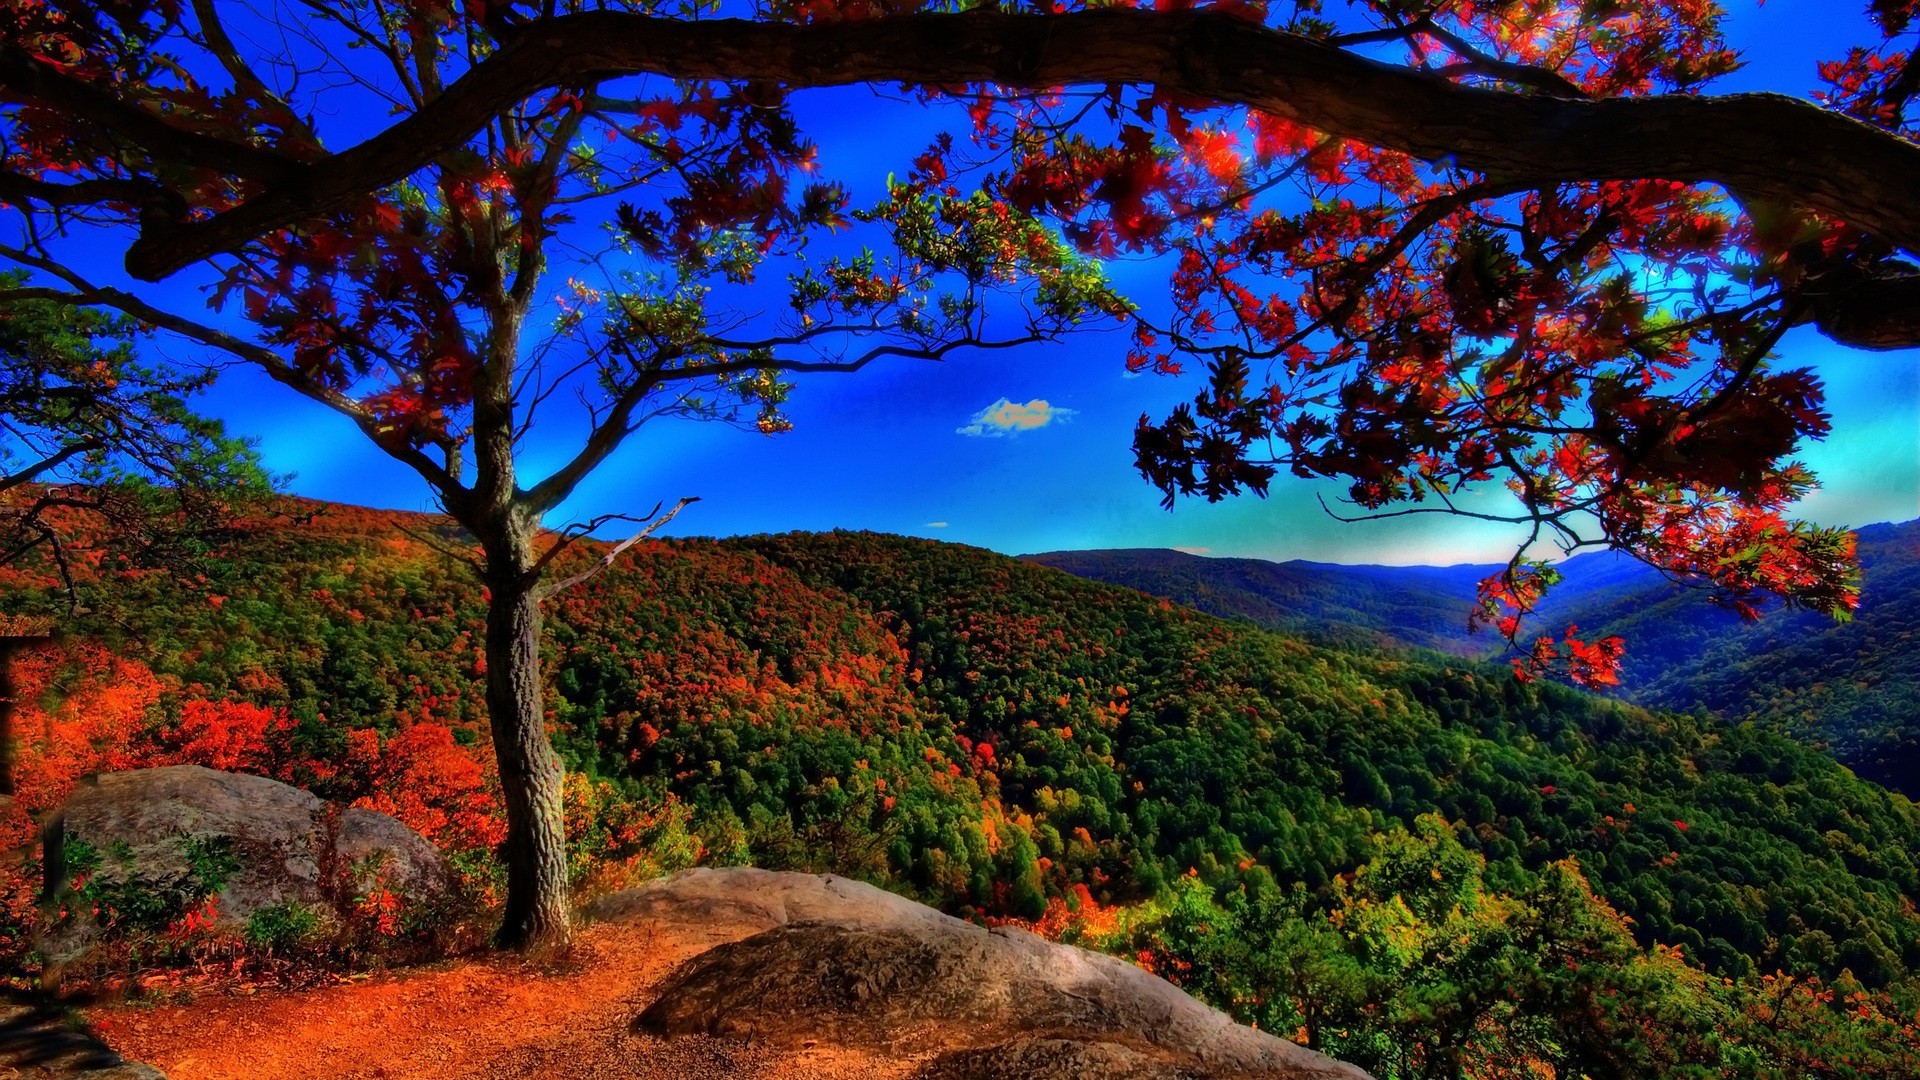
4, 1, 1911, 670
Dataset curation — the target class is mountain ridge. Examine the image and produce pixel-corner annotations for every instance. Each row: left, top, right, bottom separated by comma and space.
1023, 519, 1920, 793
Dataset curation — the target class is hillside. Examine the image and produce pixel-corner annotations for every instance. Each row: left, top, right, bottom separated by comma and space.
1029, 521, 1920, 795
1531, 520, 1920, 794
5, 499, 1920, 1075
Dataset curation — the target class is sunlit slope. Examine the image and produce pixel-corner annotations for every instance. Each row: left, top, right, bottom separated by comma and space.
1528, 521, 1920, 794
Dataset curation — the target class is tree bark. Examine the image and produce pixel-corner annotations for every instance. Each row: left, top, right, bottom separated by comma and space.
479, 519, 572, 951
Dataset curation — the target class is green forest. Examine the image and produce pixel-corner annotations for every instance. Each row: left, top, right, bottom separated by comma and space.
1528, 520, 1920, 797
1031, 521, 1920, 800
3, 499, 1918, 1077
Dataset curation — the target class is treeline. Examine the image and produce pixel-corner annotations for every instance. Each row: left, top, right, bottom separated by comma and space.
1032, 522, 1920, 799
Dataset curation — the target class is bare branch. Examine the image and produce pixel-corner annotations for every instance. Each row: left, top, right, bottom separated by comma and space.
533, 495, 698, 599
0, 438, 104, 494
191, 0, 293, 110
392, 519, 486, 574
1417, 21, 1588, 99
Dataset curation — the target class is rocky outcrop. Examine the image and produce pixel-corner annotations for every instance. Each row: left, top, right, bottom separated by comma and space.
606, 868, 1372, 1080
41, 766, 448, 968
586, 865, 954, 938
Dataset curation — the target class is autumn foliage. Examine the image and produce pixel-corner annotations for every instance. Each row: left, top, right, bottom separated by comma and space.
4, 641, 505, 852
0, 623, 516, 974
2, 0, 1920, 1041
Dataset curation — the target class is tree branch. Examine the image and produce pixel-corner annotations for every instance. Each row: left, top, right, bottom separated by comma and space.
1417, 21, 1588, 99
115, 10, 1920, 283
519, 368, 663, 517
191, 0, 295, 111
0, 172, 181, 217
392, 518, 485, 574
1806, 267, 1920, 350
0, 51, 301, 187
0, 439, 103, 494
533, 496, 698, 600
0, 248, 466, 498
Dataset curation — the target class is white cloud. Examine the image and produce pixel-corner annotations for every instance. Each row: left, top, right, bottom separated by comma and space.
957, 397, 1077, 438
1173, 546, 1212, 555
925, 521, 950, 528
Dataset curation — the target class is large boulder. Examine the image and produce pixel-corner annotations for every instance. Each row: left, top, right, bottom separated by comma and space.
41, 766, 448, 968
912, 1039, 1204, 1080
610, 868, 1372, 1080
586, 865, 954, 938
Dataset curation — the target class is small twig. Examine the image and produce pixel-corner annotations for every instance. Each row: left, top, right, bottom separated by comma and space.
535, 496, 698, 599
393, 520, 486, 574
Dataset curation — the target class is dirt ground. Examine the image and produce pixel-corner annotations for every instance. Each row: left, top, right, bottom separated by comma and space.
88, 920, 928, 1080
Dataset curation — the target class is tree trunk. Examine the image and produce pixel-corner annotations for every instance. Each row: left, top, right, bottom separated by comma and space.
0, 639, 16, 797
481, 531, 571, 951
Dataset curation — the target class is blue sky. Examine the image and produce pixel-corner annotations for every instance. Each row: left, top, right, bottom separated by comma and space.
174, 0, 1920, 566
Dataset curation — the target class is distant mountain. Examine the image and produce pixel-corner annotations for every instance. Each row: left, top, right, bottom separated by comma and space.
1018, 548, 1497, 656
1536, 520, 1920, 794
1026, 520, 1920, 795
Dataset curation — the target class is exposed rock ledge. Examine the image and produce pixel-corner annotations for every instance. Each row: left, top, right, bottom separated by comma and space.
595, 867, 1374, 1080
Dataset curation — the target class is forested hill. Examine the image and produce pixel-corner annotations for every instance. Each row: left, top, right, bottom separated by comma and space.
1018, 547, 1493, 655
1529, 519, 1920, 795
13, 499, 1919, 995
1027, 520, 1920, 795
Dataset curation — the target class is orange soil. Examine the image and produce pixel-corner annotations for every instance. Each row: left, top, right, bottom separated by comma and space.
90, 920, 925, 1080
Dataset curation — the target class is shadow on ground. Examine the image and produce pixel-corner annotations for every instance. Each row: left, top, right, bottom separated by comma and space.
0, 990, 163, 1079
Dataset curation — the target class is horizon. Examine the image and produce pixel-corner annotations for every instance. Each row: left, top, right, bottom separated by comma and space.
272, 488, 1919, 571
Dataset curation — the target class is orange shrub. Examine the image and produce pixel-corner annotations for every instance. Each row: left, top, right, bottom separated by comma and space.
8, 643, 164, 813
348, 724, 507, 853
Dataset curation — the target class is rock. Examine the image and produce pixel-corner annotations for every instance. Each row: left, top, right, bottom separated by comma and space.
586, 865, 954, 938
613, 868, 1373, 1080
913, 1039, 1204, 1080
334, 806, 449, 901
41, 766, 449, 967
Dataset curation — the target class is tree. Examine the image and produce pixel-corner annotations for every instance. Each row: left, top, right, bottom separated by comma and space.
3, 0, 1912, 947
1, 282, 268, 602
0, 284, 268, 794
